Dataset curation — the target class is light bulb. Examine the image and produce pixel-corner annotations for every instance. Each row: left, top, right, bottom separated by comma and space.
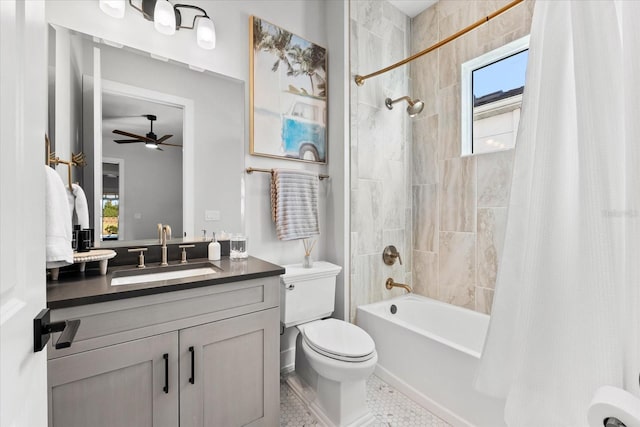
99, 0, 125, 19
145, 142, 158, 149
153, 0, 176, 35
196, 17, 216, 50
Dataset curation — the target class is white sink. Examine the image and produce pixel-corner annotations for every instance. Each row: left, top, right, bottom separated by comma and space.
110, 264, 218, 286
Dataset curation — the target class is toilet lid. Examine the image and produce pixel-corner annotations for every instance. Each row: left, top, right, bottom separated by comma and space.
302, 319, 375, 362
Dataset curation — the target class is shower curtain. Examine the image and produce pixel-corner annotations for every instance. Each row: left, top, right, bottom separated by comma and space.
475, 1, 640, 425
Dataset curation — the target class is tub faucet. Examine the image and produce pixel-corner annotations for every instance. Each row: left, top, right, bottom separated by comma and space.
160, 224, 172, 266
385, 277, 412, 293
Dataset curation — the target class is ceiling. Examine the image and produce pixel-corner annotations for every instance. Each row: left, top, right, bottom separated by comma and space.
387, 0, 438, 18
102, 92, 183, 145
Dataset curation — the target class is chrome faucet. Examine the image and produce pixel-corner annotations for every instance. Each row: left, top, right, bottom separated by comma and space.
160, 224, 172, 266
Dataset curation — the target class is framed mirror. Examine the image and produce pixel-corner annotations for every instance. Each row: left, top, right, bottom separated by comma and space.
48, 25, 245, 246
461, 35, 530, 155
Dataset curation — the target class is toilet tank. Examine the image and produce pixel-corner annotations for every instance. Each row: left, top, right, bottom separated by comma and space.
280, 261, 342, 328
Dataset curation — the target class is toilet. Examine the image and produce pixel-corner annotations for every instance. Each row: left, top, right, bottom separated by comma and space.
281, 261, 378, 427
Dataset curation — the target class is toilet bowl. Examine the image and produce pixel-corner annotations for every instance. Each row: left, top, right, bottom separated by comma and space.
281, 262, 378, 427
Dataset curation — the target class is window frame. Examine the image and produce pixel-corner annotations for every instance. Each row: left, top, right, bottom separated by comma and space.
461, 35, 530, 156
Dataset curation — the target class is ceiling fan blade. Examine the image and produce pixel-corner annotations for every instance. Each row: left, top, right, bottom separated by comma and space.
155, 134, 173, 144
114, 139, 144, 144
113, 129, 156, 143
158, 142, 182, 147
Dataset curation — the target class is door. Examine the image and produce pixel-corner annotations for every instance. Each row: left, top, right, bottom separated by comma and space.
179, 308, 280, 427
0, 2, 48, 426
48, 332, 179, 427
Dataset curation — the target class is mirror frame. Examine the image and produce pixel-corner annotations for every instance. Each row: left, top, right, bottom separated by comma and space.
461, 35, 530, 156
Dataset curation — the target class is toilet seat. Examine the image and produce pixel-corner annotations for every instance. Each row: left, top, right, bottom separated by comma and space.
301, 319, 376, 362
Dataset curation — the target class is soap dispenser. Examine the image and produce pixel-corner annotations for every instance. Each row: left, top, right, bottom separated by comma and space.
208, 232, 221, 261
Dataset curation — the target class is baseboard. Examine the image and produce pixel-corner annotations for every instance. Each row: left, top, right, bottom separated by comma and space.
374, 365, 474, 427
280, 347, 295, 374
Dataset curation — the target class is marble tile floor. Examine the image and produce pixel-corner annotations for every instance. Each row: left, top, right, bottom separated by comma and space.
280, 373, 451, 427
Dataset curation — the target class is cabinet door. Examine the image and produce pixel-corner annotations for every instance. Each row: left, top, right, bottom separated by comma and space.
48, 331, 178, 427
180, 308, 279, 427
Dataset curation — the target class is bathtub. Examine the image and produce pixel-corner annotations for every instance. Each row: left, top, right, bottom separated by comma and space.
356, 294, 506, 427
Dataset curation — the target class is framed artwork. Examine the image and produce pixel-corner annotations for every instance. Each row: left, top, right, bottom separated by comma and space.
249, 16, 327, 164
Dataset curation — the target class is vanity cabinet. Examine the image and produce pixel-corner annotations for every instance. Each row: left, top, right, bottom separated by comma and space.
48, 332, 179, 427
47, 276, 280, 427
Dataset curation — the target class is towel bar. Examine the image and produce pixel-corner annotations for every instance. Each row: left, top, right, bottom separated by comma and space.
245, 167, 329, 180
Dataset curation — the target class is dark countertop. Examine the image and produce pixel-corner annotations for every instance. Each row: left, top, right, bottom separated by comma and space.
47, 256, 285, 310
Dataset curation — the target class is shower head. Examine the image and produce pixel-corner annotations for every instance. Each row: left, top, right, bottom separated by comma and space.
385, 96, 425, 118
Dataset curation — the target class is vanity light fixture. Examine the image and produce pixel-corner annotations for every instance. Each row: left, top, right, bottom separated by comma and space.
99, 0, 126, 18
99, 0, 216, 50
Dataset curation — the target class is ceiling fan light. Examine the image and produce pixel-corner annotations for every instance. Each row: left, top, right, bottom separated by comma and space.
154, 0, 176, 35
145, 142, 158, 149
99, 0, 126, 19
196, 17, 216, 50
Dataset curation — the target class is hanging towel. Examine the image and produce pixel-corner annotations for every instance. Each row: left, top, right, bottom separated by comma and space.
67, 183, 90, 229
45, 165, 73, 268
270, 169, 320, 241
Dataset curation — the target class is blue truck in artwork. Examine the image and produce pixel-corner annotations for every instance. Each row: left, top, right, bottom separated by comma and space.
281, 98, 326, 162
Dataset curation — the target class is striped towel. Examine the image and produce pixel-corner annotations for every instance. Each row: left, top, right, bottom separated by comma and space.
271, 169, 320, 241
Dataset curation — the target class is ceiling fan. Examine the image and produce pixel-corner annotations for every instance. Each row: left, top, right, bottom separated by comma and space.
112, 114, 181, 150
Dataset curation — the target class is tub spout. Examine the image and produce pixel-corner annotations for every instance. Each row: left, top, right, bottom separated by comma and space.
385, 278, 412, 293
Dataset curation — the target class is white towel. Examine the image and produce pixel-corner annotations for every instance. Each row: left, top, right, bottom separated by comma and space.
270, 169, 320, 241
67, 183, 90, 229
45, 166, 73, 268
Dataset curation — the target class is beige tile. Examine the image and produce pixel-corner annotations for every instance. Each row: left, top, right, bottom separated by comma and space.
477, 208, 507, 289
440, 281, 476, 310
404, 207, 413, 268
383, 1, 410, 32
440, 156, 476, 232
412, 114, 439, 185
413, 184, 438, 251
355, 26, 384, 107
437, 85, 461, 159
349, 273, 357, 322
411, 4, 438, 54
412, 250, 438, 298
411, 55, 438, 117
438, 40, 458, 90
475, 287, 494, 314
477, 149, 514, 207
437, 0, 470, 21
351, 180, 383, 255
356, 0, 383, 35
382, 160, 406, 229
439, 231, 476, 309
477, 0, 525, 43
357, 104, 386, 179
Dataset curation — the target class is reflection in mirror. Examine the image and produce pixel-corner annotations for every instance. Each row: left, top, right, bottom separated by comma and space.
102, 93, 183, 241
48, 25, 245, 246
461, 35, 530, 155
101, 159, 123, 240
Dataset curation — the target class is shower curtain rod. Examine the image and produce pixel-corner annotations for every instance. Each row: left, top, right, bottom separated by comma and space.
354, 0, 525, 86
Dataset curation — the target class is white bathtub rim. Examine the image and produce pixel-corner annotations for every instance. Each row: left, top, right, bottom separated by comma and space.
356, 294, 486, 359
374, 364, 475, 427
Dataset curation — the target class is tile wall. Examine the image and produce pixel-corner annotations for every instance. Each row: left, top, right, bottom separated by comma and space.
410, 0, 534, 313
350, 0, 412, 320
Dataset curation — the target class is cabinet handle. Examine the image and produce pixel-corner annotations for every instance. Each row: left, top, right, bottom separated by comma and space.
163, 353, 169, 394
189, 346, 195, 384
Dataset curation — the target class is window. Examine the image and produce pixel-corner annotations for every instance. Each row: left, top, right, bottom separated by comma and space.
461, 35, 530, 155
